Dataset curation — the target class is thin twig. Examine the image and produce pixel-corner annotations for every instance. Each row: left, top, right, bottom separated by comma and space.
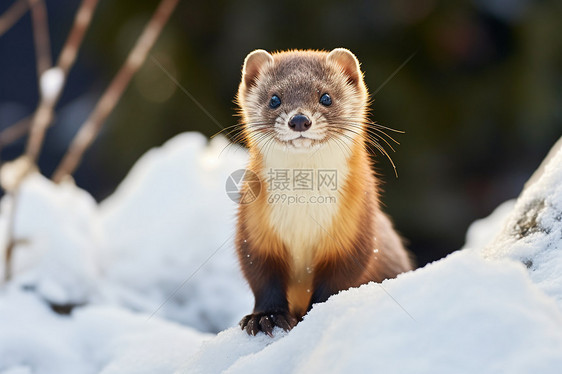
56, 0, 98, 74
1, 156, 36, 283
52, 0, 180, 183
29, 0, 52, 77
25, 0, 99, 163
0, 0, 33, 38
3, 192, 18, 282
0, 115, 32, 151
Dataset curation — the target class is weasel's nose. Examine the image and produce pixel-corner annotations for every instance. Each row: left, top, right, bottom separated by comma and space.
288, 114, 312, 132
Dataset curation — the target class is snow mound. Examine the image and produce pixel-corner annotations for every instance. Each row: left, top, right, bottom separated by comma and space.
181, 251, 562, 374
3, 132, 252, 333
9, 174, 102, 306
98, 132, 252, 332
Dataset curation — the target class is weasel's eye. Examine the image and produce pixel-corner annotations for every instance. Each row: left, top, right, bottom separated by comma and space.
320, 93, 332, 106
269, 95, 281, 109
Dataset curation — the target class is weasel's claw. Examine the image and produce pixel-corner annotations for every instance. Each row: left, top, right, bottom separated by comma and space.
239, 311, 297, 336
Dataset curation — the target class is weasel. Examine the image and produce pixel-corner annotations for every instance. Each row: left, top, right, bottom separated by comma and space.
235, 48, 413, 336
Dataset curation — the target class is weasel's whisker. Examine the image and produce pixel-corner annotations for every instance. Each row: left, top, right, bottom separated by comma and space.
329, 125, 398, 176
333, 121, 401, 146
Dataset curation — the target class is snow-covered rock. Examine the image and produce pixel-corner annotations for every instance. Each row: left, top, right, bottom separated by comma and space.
482, 137, 562, 306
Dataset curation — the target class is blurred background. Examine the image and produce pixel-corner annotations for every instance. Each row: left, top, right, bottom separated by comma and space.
0, 0, 560, 266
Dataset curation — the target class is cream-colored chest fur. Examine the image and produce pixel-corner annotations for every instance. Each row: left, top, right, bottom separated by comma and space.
261, 141, 351, 278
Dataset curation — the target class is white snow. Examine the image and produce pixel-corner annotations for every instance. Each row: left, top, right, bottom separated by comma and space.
39, 67, 65, 102
98, 133, 252, 331
0, 132, 561, 373
10, 173, 101, 305
0, 287, 210, 374
1, 133, 251, 373
183, 251, 562, 374
3, 133, 252, 332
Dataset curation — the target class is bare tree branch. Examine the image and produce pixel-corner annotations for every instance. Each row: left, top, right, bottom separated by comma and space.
0, 115, 32, 152
0, 0, 33, 38
29, 0, 52, 77
3, 0, 99, 282
56, 0, 98, 73
25, 0, 99, 164
52, 0, 180, 183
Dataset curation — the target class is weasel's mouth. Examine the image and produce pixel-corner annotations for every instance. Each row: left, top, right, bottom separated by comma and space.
273, 128, 328, 149
281, 135, 323, 149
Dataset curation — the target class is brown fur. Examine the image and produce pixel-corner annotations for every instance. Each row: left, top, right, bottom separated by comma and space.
235, 49, 413, 336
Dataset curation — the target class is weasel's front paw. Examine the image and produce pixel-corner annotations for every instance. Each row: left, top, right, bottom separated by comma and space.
239, 311, 297, 336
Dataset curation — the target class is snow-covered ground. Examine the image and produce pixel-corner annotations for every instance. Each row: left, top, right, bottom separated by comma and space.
0, 133, 561, 373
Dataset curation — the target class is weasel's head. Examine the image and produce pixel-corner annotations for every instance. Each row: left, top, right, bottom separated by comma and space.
237, 49, 369, 153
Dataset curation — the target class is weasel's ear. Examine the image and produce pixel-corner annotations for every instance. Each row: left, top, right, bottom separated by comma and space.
327, 48, 362, 85
242, 49, 273, 88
